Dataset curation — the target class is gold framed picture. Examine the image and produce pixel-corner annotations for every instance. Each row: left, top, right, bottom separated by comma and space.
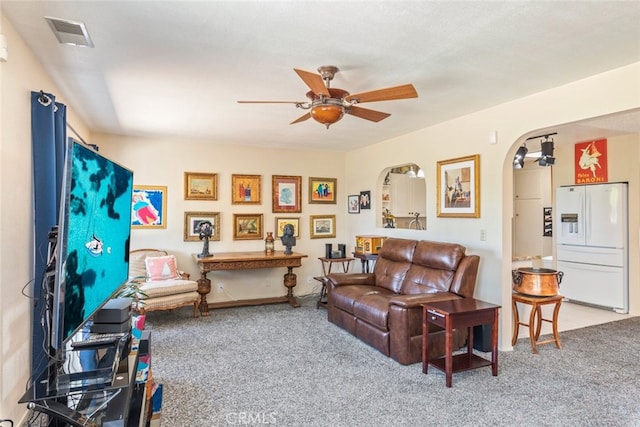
272, 175, 302, 213
184, 172, 217, 200
275, 217, 300, 238
132, 185, 167, 229
308, 177, 337, 204
309, 215, 336, 239
233, 213, 264, 240
436, 154, 480, 218
231, 174, 261, 204
184, 211, 220, 242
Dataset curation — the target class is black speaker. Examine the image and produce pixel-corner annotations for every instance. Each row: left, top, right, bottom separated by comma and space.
325, 243, 333, 259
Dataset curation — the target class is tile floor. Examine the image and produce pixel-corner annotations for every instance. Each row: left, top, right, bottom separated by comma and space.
515, 299, 633, 340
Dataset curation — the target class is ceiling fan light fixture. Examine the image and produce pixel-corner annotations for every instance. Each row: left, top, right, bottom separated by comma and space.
310, 99, 345, 128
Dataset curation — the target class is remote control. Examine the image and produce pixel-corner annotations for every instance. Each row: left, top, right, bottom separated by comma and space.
70, 333, 128, 349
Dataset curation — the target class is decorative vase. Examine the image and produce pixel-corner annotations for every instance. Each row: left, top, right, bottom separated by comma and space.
265, 232, 275, 254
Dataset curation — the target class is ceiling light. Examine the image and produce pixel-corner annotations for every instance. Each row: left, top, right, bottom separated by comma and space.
538, 136, 555, 167
310, 100, 345, 127
521, 132, 557, 168
513, 144, 528, 169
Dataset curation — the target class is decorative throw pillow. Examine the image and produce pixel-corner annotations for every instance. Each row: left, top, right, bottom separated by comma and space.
145, 255, 180, 281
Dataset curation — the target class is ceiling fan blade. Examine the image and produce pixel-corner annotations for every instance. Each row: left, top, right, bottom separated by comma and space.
348, 106, 391, 122
290, 112, 311, 125
294, 68, 330, 97
237, 101, 303, 104
345, 84, 418, 103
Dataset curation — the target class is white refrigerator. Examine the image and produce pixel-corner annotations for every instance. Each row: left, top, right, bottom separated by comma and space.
555, 182, 628, 313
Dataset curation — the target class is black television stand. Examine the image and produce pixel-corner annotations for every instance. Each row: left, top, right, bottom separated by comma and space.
20, 335, 145, 426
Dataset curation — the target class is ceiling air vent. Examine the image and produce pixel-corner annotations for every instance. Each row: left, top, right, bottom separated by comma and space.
45, 17, 94, 48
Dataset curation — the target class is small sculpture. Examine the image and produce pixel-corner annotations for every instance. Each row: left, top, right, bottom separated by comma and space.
197, 221, 213, 258
280, 223, 296, 255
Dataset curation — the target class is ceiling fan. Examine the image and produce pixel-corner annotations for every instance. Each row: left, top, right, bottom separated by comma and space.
237, 66, 418, 129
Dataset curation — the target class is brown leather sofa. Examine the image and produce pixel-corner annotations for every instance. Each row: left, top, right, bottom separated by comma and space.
327, 237, 480, 365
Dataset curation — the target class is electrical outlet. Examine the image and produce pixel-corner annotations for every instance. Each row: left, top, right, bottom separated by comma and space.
307, 276, 313, 284
480, 229, 487, 241
217, 282, 224, 291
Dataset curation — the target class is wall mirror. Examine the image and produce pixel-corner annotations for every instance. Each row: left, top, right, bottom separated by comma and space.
379, 163, 427, 229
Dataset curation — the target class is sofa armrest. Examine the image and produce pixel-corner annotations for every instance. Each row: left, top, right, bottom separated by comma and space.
389, 292, 462, 309
326, 273, 375, 288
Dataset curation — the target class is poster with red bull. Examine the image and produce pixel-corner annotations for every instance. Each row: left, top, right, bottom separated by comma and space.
575, 139, 607, 184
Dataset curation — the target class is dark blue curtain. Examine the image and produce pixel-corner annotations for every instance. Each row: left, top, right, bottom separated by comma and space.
31, 91, 66, 374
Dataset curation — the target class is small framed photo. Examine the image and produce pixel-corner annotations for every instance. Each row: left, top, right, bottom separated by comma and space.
308, 177, 337, 204
359, 191, 371, 210
184, 172, 217, 200
184, 211, 220, 242
233, 213, 264, 240
348, 195, 360, 214
272, 175, 302, 213
275, 217, 300, 238
310, 215, 336, 239
132, 185, 167, 229
437, 154, 480, 218
231, 174, 261, 204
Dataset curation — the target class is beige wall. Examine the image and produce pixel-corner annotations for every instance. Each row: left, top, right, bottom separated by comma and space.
92, 133, 347, 302
343, 63, 640, 350
0, 16, 90, 422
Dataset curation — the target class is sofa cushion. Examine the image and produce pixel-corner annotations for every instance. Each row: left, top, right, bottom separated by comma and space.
371, 238, 417, 293
400, 240, 466, 294
352, 292, 394, 330
330, 285, 379, 313
145, 255, 180, 281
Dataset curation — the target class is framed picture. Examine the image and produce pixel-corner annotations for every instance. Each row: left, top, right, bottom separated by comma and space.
308, 177, 337, 204
132, 185, 167, 229
310, 215, 336, 239
231, 174, 261, 204
272, 175, 302, 213
275, 217, 300, 238
437, 154, 480, 218
348, 195, 360, 214
184, 172, 217, 200
184, 211, 221, 242
359, 190, 371, 210
233, 213, 264, 240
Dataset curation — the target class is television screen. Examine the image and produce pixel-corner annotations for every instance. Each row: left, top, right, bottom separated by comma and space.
51, 140, 134, 350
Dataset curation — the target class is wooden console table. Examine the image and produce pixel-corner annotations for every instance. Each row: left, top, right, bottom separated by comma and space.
194, 251, 308, 316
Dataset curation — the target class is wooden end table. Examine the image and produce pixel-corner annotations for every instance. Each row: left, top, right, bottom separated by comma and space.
422, 298, 500, 387
352, 252, 378, 273
315, 257, 354, 309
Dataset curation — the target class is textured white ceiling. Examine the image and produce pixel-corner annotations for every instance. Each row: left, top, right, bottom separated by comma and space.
3, 1, 640, 151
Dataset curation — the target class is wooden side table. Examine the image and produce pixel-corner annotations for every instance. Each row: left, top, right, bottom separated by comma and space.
315, 257, 354, 309
512, 293, 563, 354
422, 298, 500, 387
352, 252, 378, 273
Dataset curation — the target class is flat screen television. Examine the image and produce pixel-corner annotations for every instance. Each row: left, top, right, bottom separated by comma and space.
51, 139, 134, 351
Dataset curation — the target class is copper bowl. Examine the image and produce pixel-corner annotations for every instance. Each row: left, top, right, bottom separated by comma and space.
512, 267, 563, 296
